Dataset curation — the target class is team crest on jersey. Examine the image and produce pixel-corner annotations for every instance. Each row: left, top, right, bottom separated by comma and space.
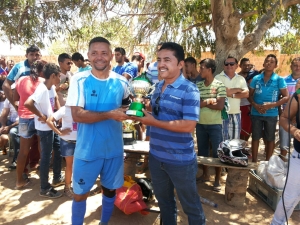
91, 90, 97, 97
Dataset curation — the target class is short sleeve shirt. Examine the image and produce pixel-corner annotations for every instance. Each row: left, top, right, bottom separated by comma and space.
78, 65, 92, 72
112, 63, 127, 75
29, 83, 56, 131
197, 79, 226, 124
3, 99, 18, 123
52, 106, 77, 141
250, 72, 287, 116
66, 70, 130, 161
215, 71, 248, 114
146, 62, 159, 84
7, 60, 31, 82
122, 62, 138, 80
150, 74, 200, 165
15, 76, 44, 119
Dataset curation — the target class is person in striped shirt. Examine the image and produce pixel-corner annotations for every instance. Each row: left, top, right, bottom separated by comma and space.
279, 57, 300, 153
134, 42, 205, 225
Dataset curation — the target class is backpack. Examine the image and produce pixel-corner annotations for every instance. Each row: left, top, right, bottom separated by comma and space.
137, 178, 154, 202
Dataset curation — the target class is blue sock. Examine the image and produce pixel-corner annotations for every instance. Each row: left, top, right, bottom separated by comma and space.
100, 195, 116, 223
72, 200, 86, 225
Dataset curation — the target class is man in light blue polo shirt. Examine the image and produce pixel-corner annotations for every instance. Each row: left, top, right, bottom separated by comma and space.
279, 57, 300, 153
2, 45, 41, 105
248, 54, 289, 162
134, 42, 205, 225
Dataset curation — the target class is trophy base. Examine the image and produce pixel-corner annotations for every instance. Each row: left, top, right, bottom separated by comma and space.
126, 110, 144, 117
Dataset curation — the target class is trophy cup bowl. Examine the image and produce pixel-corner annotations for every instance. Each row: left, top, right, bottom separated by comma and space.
126, 73, 152, 117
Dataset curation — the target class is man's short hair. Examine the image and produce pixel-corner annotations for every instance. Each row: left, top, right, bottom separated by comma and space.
184, 57, 197, 66
71, 52, 84, 61
265, 54, 278, 65
224, 55, 238, 64
291, 57, 300, 64
200, 58, 216, 74
88, 36, 111, 49
159, 42, 184, 63
43, 63, 61, 79
240, 58, 250, 65
58, 53, 71, 63
26, 45, 40, 54
114, 47, 126, 56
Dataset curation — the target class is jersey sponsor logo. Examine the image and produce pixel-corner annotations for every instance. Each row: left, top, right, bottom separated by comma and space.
91, 90, 97, 97
78, 178, 85, 185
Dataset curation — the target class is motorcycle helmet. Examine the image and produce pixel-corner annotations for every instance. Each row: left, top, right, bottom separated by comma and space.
217, 139, 248, 167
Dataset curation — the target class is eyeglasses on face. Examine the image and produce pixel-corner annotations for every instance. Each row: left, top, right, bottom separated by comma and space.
153, 96, 160, 116
224, 62, 236, 66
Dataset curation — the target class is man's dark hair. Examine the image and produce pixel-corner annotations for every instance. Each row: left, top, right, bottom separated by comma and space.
26, 45, 40, 54
88, 36, 111, 49
58, 53, 71, 63
158, 42, 184, 63
71, 52, 84, 61
224, 55, 238, 64
240, 58, 250, 65
200, 58, 216, 74
43, 63, 61, 79
114, 47, 126, 56
265, 54, 278, 65
184, 57, 197, 67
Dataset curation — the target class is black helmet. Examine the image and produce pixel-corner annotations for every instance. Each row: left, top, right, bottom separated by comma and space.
217, 139, 248, 167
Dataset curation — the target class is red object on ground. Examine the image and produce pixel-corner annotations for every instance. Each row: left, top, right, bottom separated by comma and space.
115, 176, 148, 215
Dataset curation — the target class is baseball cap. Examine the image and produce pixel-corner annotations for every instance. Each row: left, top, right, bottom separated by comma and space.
133, 52, 146, 61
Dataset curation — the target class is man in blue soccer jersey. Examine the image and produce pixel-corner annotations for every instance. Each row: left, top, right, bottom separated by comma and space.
134, 42, 205, 225
66, 37, 131, 225
2, 45, 41, 105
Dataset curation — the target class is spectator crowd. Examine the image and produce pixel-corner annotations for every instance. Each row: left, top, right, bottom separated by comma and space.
0, 38, 299, 225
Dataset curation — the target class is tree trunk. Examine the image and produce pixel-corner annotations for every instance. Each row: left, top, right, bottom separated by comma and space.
225, 168, 249, 207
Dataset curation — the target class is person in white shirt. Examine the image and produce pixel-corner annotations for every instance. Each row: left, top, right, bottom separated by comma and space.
46, 105, 76, 198
25, 63, 63, 199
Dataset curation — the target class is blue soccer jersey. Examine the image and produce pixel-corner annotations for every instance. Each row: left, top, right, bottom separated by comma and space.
7, 59, 31, 82
66, 70, 130, 161
150, 74, 200, 165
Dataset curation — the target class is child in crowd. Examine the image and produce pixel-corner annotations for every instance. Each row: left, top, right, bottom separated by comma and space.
25, 63, 64, 198
46, 105, 76, 198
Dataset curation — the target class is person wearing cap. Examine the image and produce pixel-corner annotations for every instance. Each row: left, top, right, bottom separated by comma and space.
132, 52, 145, 74
112, 47, 127, 75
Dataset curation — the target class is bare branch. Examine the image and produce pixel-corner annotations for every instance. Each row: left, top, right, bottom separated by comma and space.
120, 12, 164, 16
182, 21, 211, 32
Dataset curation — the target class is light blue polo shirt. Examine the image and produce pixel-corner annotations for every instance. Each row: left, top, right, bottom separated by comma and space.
7, 59, 31, 82
149, 74, 200, 165
250, 72, 287, 116
78, 65, 92, 72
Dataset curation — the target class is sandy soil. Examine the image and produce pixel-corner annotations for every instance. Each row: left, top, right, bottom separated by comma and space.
0, 147, 299, 225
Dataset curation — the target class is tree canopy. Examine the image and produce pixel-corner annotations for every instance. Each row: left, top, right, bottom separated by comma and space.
1, 0, 300, 73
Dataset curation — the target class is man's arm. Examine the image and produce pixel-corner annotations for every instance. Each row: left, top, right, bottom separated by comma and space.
205, 97, 225, 110
71, 106, 130, 123
233, 89, 249, 99
0, 108, 10, 128
248, 88, 266, 114
54, 93, 60, 110
262, 88, 289, 111
134, 109, 196, 133
2, 79, 14, 105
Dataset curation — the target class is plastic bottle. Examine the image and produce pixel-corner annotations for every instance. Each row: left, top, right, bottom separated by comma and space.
200, 196, 218, 208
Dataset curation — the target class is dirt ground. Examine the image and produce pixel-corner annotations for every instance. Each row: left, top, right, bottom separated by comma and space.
0, 146, 299, 225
